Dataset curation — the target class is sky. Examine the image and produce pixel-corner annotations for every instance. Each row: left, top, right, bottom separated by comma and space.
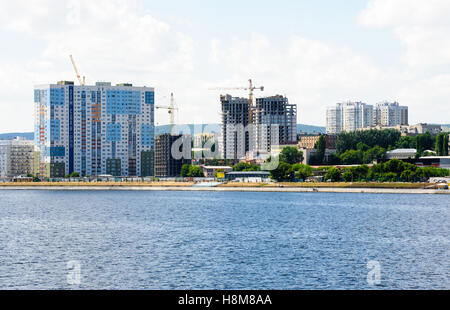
0, 0, 449, 132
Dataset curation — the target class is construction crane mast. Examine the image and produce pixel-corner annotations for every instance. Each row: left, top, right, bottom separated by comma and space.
156, 93, 178, 134
209, 79, 264, 123
69, 55, 85, 86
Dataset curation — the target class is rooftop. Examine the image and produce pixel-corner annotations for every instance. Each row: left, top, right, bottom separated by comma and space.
226, 171, 270, 175
419, 156, 450, 159
386, 149, 417, 154
202, 166, 233, 170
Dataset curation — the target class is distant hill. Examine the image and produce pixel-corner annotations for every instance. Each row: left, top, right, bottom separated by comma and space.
158, 124, 326, 135
0, 124, 326, 141
0, 132, 34, 140
297, 124, 326, 134
156, 124, 222, 135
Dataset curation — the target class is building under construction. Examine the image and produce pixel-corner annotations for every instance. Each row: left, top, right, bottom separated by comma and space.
254, 95, 297, 153
154, 134, 191, 177
220, 94, 297, 159
221, 95, 251, 160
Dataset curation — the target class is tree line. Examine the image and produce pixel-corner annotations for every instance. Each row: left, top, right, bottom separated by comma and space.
324, 159, 449, 183
310, 129, 449, 165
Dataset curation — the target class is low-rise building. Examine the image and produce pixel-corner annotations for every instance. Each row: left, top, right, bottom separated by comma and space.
226, 171, 271, 183
201, 166, 233, 178
417, 156, 450, 169
386, 149, 417, 160
298, 134, 337, 150
0, 138, 34, 178
299, 148, 337, 165
361, 123, 443, 136
409, 124, 442, 135
246, 150, 270, 164
270, 143, 300, 157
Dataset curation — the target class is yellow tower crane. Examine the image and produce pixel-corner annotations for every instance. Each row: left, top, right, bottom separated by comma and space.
156, 93, 178, 134
69, 55, 86, 86
209, 79, 264, 123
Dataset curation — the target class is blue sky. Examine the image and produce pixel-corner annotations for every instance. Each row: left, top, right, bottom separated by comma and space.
0, 0, 449, 132
144, 0, 401, 68
146, 1, 400, 60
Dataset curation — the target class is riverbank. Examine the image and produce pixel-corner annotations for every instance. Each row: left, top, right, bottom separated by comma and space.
0, 182, 448, 194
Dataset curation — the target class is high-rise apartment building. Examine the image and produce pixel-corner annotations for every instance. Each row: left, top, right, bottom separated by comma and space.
34, 81, 155, 178
254, 95, 297, 153
327, 102, 374, 134
221, 95, 251, 160
154, 134, 191, 177
0, 138, 34, 178
374, 102, 408, 127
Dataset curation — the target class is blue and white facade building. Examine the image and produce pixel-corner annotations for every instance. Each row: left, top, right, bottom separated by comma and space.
34, 81, 155, 178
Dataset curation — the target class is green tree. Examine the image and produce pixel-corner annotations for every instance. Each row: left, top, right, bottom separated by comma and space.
326, 153, 341, 165
342, 170, 353, 182
180, 164, 190, 177
335, 132, 356, 155
396, 136, 415, 149
70, 172, 80, 178
233, 162, 260, 172
188, 166, 204, 178
363, 146, 386, 164
336, 129, 401, 154
314, 135, 326, 164
301, 159, 449, 183
180, 164, 204, 177
400, 170, 416, 182
309, 154, 322, 166
292, 164, 313, 181
350, 165, 370, 180
280, 147, 304, 165
436, 133, 444, 156
417, 166, 449, 179
382, 172, 398, 182
325, 167, 342, 182
443, 133, 449, 156
356, 142, 370, 152
270, 162, 295, 182
383, 159, 405, 174
340, 150, 363, 165
416, 132, 434, 156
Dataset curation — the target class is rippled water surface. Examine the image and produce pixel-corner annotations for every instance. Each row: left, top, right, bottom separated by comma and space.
0, 190, 449, 289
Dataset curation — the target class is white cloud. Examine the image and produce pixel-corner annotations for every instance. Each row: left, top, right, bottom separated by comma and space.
0, 0, 449, 133
359, 0, 450, 67
357, 0, 450, 123
208, 34, 397, 125
0, 0, 196, 132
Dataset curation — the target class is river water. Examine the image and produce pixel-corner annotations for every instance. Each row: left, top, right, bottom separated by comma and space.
0, 190, 448, 289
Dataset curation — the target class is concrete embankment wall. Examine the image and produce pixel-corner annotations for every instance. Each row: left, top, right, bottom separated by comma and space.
0, 186, 449, 195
